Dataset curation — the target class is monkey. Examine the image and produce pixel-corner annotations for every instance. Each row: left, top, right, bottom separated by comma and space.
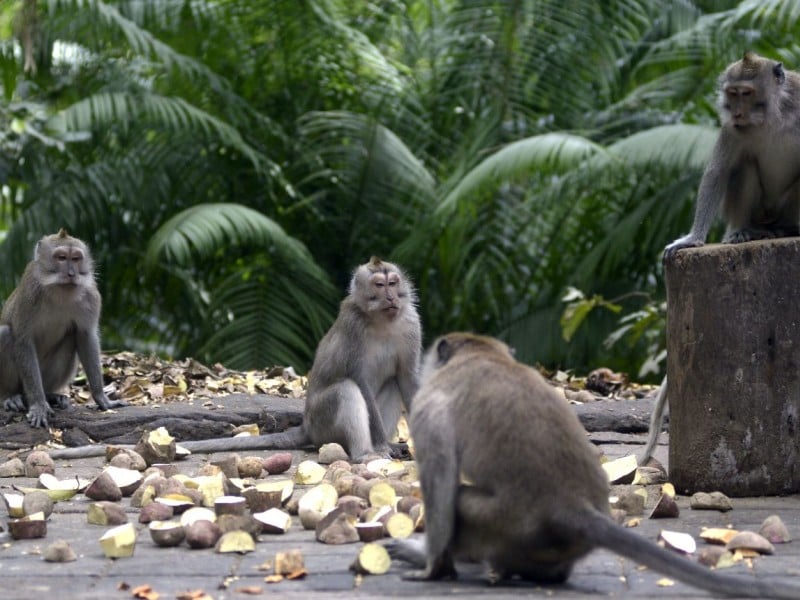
69, 256, 421, 461
388, 332, 800, 598
638, 375, 668, 466
290, 255, 421, 460
652, 52, 800, 463
664, 51, 800, 259
0, 229, 127, 428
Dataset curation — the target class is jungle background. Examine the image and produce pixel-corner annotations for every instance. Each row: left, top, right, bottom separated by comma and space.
0, 0, 795, 379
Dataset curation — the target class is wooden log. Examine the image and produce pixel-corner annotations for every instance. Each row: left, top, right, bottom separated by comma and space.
666, 238, 800, 496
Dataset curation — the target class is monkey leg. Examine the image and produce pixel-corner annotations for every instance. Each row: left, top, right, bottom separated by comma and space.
455, 486, 579, 583
307, 380, 375, 460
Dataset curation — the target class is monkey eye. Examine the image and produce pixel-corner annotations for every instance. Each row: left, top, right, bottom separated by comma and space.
55, 253, 68, 262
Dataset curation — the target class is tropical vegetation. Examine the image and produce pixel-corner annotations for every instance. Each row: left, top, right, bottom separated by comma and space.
1, 0, 798, 378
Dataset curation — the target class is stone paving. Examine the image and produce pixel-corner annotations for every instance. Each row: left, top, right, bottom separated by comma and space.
2, 437, 800, 600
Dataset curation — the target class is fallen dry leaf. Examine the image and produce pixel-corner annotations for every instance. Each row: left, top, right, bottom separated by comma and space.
234, 586, 263, 595
175, 590, 213, 600
131, 584, 159, 600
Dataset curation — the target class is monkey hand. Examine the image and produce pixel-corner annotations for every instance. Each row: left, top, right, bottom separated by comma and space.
401, 559, 458, 581
93, 394, 128, 411
663, 234, 704, 261
26, 402, 54, 428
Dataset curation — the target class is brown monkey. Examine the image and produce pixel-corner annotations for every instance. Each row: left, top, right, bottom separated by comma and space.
664, 52, 800, 258
0, 229, 126, 428
141, 256, 421, 461
390, 333, 800, 598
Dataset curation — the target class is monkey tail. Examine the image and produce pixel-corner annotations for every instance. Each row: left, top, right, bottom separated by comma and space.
47, 426, 310, 459
179, 426, 310, 453
581, 510, 800, 599
638, 376, 668, 466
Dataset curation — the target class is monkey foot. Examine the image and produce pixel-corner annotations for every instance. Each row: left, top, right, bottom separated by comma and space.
725, 227, 800, 243
95, 398, 128, 411
389, 441, 411, 460
46, 394, 71, 410
3, 395, 27, 413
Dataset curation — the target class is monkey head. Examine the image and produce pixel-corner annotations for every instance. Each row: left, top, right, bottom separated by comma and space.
719, 51, 786, 130
421, 332, 514, 381
35, 229, 94, 288
350, 256, 415, 320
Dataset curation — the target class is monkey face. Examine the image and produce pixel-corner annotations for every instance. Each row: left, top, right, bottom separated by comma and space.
37, 239, 92, 287
721, 83, 767, 129
368, 271, 403, 316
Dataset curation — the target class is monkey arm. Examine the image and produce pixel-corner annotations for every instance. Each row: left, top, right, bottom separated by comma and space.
664, 137, 732, 260
76, 328, 127, 411
356, 377, 392, 451
396, 364, 420, 411
404, 393, 459, 580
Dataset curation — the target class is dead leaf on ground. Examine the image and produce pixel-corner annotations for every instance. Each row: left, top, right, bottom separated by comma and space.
131, 584, 160, 600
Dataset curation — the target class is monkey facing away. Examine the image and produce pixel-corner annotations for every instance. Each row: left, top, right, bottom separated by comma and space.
664, 51, 800, 259
0, 229, 126, 428
160, 257, 422, 461
389, 332, 800, 598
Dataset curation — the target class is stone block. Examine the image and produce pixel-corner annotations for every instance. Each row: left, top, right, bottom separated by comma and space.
666, 238, 800, 496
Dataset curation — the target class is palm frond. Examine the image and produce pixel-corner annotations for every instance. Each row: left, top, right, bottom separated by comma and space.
436, 133, 606, 218
605, 124, 717, 171
54, 92, 263, 168
145, 203, 317, 269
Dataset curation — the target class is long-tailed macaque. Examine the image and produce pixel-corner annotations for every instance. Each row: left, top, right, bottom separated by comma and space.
664, 52, 800, 258
651, 52, 800, 463
136, 256, 420, 461
389, 333, 800, 598
0, 229, 126, 428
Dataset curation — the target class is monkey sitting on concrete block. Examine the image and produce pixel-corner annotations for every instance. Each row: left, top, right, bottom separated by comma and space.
665, 51, 800, 258
643, 52, 800, 466
389, 332, 800, 598
0, 229, 126, 428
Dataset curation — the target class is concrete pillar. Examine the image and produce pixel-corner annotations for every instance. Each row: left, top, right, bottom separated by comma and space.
666, 238, 800, 496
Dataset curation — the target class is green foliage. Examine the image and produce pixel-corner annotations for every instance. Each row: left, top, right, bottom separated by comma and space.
1, 0, 799, 376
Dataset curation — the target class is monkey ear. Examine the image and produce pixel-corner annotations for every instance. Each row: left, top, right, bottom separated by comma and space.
774, 62, 786, 84
435, 338, 453, 365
